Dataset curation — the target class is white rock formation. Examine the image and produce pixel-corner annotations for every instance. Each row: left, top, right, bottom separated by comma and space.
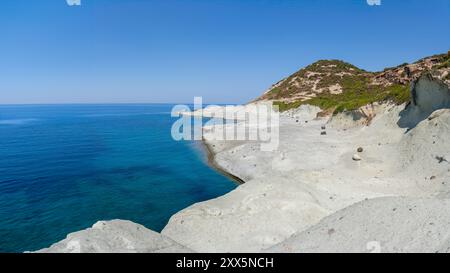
399, 73, 450, 128
267, 197, 450, 253
283, 104, 322, 121
162, 75, 450, 252
37, 220, 192, 253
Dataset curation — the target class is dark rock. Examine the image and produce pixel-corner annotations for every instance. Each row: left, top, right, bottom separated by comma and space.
436, 156, 448, 163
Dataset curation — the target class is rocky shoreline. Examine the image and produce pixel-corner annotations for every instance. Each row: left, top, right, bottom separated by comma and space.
37, 65, 450, 254
201, 140, 245, 185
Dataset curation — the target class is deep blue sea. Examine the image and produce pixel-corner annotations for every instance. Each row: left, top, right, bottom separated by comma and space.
0, 104, 237, 252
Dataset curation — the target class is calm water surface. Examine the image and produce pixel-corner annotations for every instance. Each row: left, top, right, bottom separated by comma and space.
0, 104, 236, 252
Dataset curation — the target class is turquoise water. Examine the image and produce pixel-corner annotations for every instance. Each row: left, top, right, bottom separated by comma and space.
0, 104, 237, 252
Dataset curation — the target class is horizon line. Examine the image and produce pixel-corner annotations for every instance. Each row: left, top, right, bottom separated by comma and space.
0, 101, 242, 106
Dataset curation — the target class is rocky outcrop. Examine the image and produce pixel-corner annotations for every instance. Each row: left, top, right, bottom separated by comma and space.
327, 103, 382, 129
36, 220, 192, 253
267, 197, 450, 253
282, 104, 322, 121
398, 73, 450, 128
372, 54, 446, 86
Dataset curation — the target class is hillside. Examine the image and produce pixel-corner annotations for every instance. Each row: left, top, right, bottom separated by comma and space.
257, 52, 450, 113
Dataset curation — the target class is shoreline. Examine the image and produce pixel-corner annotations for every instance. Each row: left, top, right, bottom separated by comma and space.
200, 139, 245, 185
36, 98, 450, 252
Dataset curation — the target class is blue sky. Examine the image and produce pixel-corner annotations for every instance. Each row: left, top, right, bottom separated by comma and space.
0, 0, 449, 104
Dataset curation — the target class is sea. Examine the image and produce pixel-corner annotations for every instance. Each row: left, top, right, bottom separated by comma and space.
0, 104, 237, 252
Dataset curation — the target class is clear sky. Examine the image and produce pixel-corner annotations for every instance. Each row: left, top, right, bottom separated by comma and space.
1, 0, 449, 104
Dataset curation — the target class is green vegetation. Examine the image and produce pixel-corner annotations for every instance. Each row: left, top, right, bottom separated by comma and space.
267, 58, 429, 114
434, 52, 450, 69
274, 81, 410, 114
268, 87, 282, 99
269, 52, 450, 114
437, 59, 450, 69
305, 60, 366, 73
316, 84, 409, 114
273, 101, 303, 112
263, 60, 369, 101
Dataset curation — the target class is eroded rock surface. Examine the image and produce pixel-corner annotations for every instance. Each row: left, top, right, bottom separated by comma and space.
37, 220, 192, 253
267, 197, 450, 253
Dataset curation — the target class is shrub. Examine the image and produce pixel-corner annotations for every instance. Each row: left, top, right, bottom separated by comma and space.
437, 60, 450, 69
275, 83, 410, 114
